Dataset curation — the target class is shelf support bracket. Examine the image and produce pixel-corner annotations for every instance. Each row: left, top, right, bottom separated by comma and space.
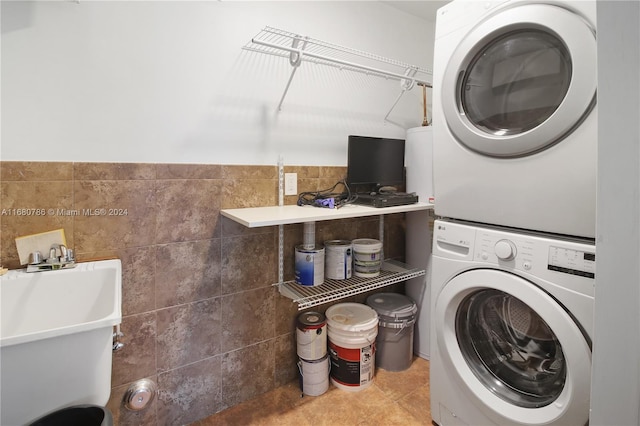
379, 214, 385, 260
384, 66, 419, 122
278, 156, 285, 284
277, 35, 308, 111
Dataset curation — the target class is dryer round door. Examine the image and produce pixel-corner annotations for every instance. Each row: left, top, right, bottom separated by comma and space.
434, 269, 591, 426
441, 3, 596, 157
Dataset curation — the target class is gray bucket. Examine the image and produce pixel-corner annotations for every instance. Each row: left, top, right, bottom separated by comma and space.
366, 293, 417, 372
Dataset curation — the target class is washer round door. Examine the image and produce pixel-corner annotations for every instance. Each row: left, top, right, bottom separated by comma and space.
434, 269, 591, 426
441, 3, 596, 157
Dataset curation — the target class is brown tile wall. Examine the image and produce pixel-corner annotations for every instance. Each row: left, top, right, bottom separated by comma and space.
0, 161, 406, 425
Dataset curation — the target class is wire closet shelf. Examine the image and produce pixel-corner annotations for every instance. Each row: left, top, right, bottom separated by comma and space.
243, 26, 433, 117
279, 259, 425, 310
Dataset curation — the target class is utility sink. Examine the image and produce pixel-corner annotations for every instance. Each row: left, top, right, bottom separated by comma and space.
0, 259, 122, 425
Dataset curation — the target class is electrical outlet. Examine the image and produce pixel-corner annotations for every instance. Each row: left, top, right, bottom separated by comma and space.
285, 173, 297, 195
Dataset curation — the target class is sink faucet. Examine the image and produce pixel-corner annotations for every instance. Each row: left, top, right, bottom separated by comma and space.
47, 244, 74, 263
26, 244, 76, 273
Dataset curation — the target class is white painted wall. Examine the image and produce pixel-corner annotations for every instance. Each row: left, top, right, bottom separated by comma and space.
1, 1, 435, 165
591, 1, 640, 424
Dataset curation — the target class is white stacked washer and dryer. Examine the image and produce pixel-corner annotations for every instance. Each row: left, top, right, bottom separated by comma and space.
428, 1, 598, 425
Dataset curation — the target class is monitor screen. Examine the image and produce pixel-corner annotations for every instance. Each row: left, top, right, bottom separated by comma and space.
346, 135, 406, 193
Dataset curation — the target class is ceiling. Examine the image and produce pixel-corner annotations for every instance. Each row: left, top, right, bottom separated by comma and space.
382, 1, 450, 22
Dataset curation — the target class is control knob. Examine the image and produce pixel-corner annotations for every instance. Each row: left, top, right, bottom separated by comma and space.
495, 239, 517, 261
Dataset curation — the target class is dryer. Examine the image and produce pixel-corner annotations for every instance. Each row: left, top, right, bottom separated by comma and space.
430, 219, 595, 425
432, 0, 597, 238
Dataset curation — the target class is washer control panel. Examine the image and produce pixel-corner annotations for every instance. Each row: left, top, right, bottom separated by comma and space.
548, 246, 595, 278
434, 220, 596, 284
475, 230, 595, 278
474, 229, 534, 269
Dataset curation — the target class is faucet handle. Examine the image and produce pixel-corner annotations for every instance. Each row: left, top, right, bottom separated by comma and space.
28, 251, 43, 265
58, 245, 68, 261
48, 247, 58, 262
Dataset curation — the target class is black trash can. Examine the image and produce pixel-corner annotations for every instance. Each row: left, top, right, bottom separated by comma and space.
30, 405, 113, 426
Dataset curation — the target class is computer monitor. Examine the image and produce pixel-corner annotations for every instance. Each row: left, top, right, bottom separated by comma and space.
346, 135, 406, 194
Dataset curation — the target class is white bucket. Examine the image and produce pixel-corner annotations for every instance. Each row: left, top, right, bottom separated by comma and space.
296, 311, 327, 361
324, 240, 352, 280
295, 245, 325, 286
352, 238, 383, 278
298, 355, 330, 397
326, 303, 378, 392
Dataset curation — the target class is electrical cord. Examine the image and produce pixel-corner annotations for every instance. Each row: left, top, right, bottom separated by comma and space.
297, 180, 358, 209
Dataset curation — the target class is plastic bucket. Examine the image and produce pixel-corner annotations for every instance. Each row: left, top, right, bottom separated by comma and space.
297, 355, 330, 397
326, 303, 378, 391
352, 239, 383, 278
324, 240, 352, 280
366, 293, 417, 372
296, 311, 327, 361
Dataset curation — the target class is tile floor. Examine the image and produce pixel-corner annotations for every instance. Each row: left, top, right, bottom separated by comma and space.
194, 357, 431, 426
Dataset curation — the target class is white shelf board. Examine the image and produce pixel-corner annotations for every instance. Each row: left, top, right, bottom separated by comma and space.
221, 202, 433, 228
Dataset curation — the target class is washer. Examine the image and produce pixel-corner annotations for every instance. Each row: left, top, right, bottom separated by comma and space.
430, 219, 595, 426
432, 0, 597, 238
